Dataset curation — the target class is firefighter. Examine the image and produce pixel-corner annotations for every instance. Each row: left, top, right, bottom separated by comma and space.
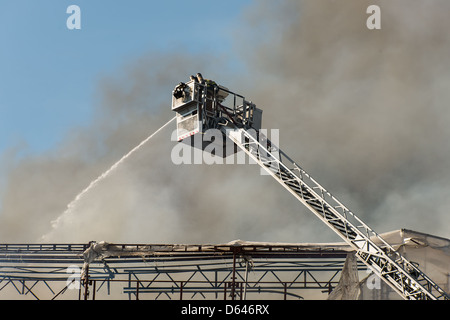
196, 73, 205, 84
173, 82, 187, 99
196, 73, 216, 87
205, 79, 217, 89
195, 73, 217, 96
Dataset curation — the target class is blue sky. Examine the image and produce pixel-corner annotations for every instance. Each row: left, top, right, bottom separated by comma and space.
0, 0, 251, 156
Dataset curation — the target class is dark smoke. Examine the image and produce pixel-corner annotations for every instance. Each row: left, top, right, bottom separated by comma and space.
236, 0, 450, 239
0, 1, 449, 244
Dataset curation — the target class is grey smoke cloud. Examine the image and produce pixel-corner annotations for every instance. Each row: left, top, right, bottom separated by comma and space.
237, 0, 450, 239
0, 1, 449, 244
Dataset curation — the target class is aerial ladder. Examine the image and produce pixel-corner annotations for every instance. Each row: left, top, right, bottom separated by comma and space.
171, 74, 450, 300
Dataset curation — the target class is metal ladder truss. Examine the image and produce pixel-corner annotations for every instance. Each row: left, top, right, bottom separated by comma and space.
224, 127, 449, 300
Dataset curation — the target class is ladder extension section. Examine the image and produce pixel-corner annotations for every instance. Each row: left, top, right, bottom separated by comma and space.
225, 127, 449, 300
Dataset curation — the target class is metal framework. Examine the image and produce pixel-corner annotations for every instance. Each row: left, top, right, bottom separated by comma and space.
0, 242, 365, 300
225, 125, 450, 301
